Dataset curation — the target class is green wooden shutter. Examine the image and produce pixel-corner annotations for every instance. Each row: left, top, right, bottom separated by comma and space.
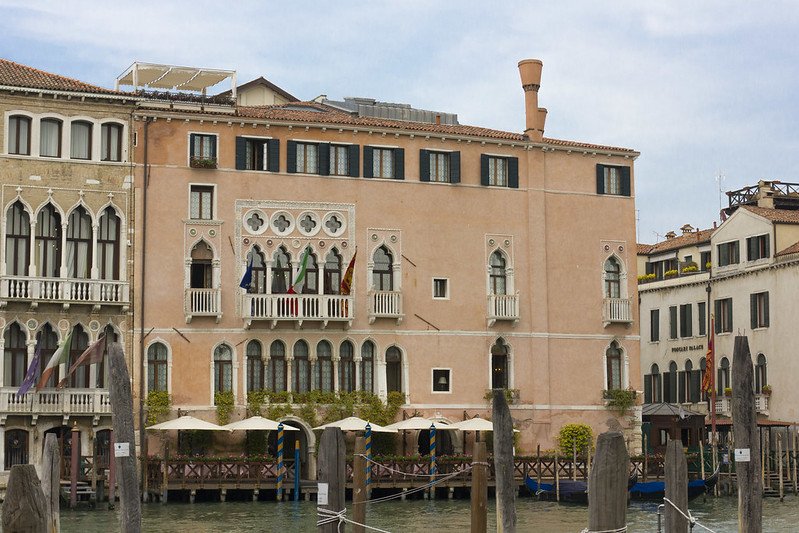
670, 372, 678, 403
363, 146, 374, 178
480, 154, 489, 186
678, 371, 686, 403
210, 136, 217, 159
765, 236, 770, 258
596, 164, 605, 194
750, 293, 757, 329
729, 300, 733, 332
764, 292, 769, 327
644, 374, 652, 404
393, 148, 404, 180
235, 137, 247, 170
347, 145, 360, 177
419, 149, 430, 182
318, 143, 330, 176
690, 370, 701, 403
620, 166, 631, 196
686, 305, 693, 337
656, 375, 662, 402
717, 368, 723, 395
663, 373, 671, 402
189, 133, 198, 159
714, 300, 721, 333
450, 151, 461, 184
267, 139, 280, 172
286, 141, 297, 173
508, 157, 519, 188
669, 306, 678, 339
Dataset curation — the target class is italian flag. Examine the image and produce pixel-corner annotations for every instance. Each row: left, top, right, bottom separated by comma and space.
287, 247, 311, 294
36, 327, 74, 391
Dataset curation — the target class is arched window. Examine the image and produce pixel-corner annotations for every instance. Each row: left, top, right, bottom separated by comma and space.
66, 206, 92, 279
3, 323, 27, 387
684, 359, 694, 403
8, 115, 31, 155
699, 357, 707, 401
650, 364, 661, 403
268, 340, 287, 392
606, 342, 623, 391
248, 247, 267, 294
718, 357, 730, 394
339, 341, 355, 393
372, 246, 393, 291
604, 257, 621, 298
293, 340, 310, 393
665, 360, 678, 403
68, 325, 90, 388
4, 429, 29, 469
272, 247, 291, 294
70, 121, 92, 160
247, 340, 264, 393
755, 354, 767, 393
213, 344, 233, 396
37, 324, 59, 388
489, 251, 507, 295
101, 123, 123, 162
96, 324, 117, 388
97, 207, 120, 280
324, 249, 342, 294
190, 241, 213, 289
5, 201, 30, 276
36, 204, 61, 278
40, 118, 62, 157
301, 253, 319, 294
491, 338, 509, 389
385, 346, 402, 393
360, 341, 374, 393
316, 341, 333, 392
147, 342, 168, 392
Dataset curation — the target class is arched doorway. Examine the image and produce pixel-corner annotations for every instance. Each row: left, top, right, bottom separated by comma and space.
266, 418, 313, 479
417, 429, 454, 456
5, 429, 29, 469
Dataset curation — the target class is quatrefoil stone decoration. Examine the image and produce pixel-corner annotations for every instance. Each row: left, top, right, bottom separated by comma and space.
274, 215, 291, 233
300, 214, 317, 232
325, 215, 342, 233
246, 212, 265, 232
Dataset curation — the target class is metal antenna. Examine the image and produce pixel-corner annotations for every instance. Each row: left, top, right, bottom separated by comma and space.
715, 171, 726, 219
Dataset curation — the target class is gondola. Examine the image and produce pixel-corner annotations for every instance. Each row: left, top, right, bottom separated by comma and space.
524, 473, 639, 504
629, 467, 719, 501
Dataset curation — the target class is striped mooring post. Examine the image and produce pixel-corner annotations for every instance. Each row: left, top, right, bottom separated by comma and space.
294, 439, 300, 502
365, 423, 372, 487
276, 422, 284, 500
430, 424, 437, 476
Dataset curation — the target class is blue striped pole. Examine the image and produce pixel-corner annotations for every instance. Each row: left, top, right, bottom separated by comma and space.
430, 424, 437, 476
293, 439, 300, 501
276, 422, 284, 500
365, 423, 372, 487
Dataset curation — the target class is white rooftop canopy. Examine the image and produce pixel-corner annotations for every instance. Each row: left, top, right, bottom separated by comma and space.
116, 62, 236, 96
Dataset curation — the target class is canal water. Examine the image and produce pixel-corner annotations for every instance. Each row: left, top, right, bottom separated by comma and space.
53, 495, 799, 532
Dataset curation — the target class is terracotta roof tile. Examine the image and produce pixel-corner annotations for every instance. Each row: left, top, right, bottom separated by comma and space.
641, 228, 714, 256
0, 58, 122, 95
741, 205, 799, 224
637, 243, 654, 254
776, 240, 799, 257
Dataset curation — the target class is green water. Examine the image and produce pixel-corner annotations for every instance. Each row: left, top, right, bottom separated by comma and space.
54, 495, 799, 532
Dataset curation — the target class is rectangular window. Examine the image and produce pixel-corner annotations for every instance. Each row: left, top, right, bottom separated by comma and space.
329, 145, 349, 176
605, 166, 621, 195
190, 185, 214, 220
717, 241, 740, 267
596, 164, 631, 196
373, 148, 394, 178
650, 309, 660, 342
750, 292, 769, 329
488, 157, 507, 186
40, 119, 62, 157
433, 278, 449, 299
8, 115, 31, 155
481, 155, 518, 188
237, 137, 279, 172
700, 251, 711, 271
679, 304, 693, 337
669, 306, 678, 339
101, 123, 123, 162
70, 121, 93, 159
296, 142, 319, 174
715, 298, 733, 333
698, 302, 707, 336
190, 133, 217, 167
432, 369, 451, 393
746, 234, 770, 261
420, 150, 461, 184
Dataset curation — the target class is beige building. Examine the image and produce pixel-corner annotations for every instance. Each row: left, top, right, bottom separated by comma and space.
127, 58, 642, 461
0, 59, 136, 478
638, 181, 799, 449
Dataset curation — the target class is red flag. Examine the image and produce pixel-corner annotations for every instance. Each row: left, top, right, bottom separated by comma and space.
702, 316, 715, 393
340, 251, 357, 295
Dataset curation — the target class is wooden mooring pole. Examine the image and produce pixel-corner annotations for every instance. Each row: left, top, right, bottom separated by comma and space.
70, 423, 79, 510
41, 433, 60, 533
108, 343, 142, 533
2, 464, 47, 532
108, 429, 116, 510
587, 431, 629, 533
318, 427, 346, 533
492, 389, 516, 532
664, 440, 689, 532
778, 435, 784, 502
353, 437, 366, 533
470, 440, 488, 533
794, 431, 798, 495
731, 334, 762, 533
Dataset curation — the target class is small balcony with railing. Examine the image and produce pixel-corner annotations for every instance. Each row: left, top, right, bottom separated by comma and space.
242, 293, 353, 329
184, 288, 222, 323
603, 297, 633, 327
0, 388, 111, 425
368, 290, 403, 324
715, 393, 770, 416
487, 293, 519, 327
0, 276, 129, 310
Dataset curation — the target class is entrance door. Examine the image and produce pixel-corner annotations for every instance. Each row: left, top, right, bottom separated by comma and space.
4, 429, 29, 469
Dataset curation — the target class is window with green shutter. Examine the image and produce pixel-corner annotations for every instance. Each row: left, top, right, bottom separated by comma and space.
595, 164, 631, 196
480, 155, 518, 188
235, 137, 279, 172
420, 150, 461, 183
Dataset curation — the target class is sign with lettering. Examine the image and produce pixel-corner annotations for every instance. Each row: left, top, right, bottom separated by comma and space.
318, 482, 329, 505
671, 344, 705, 353
114, 442, 130, 458
735, 448, 751, 462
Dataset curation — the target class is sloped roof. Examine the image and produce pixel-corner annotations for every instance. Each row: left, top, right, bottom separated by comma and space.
642, 402, 705, 418
776, 240, 799, 257
741, 205, 799, 224
218, 76, 299, 102
0, 58, 122, 95
637, 243, 654, 254
639, 228, 714, 256
237, 102, 637, 151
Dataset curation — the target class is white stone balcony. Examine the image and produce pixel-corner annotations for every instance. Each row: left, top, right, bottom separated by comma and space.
715, 394, 769, 416
603, 297, 633, 327
0, 387, 111, 424
242, 293, 353, 329
487, 293, 520, 327
0, 275, 129, 310
368, 290, 403, 324
185, 288, 222, 323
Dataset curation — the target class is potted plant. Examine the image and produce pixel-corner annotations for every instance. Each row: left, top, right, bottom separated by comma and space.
190, 156, 218, 169
664, 269, 679, 278
724, 387, 732, 397
761, 385, 772, 396
705, 261, 712, 270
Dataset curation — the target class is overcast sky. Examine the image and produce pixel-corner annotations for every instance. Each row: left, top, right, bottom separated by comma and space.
2, 1, 797, 244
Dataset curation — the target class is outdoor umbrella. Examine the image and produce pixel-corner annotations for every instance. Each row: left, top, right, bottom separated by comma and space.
382, 416, 458, 431
313, 416, 396, 433
147, 415, 229, 431
448, 417, 520, 432
224, 416, 300, 432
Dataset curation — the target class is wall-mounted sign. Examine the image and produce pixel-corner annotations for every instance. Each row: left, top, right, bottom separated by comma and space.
318, 482, 329, 505
114, 442, 130, 458
735, 448, 751, 462
671, 344, 705, 353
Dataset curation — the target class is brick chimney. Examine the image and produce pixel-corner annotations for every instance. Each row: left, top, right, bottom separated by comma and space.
518, 59, 548, 141
757, 180, 775, 209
